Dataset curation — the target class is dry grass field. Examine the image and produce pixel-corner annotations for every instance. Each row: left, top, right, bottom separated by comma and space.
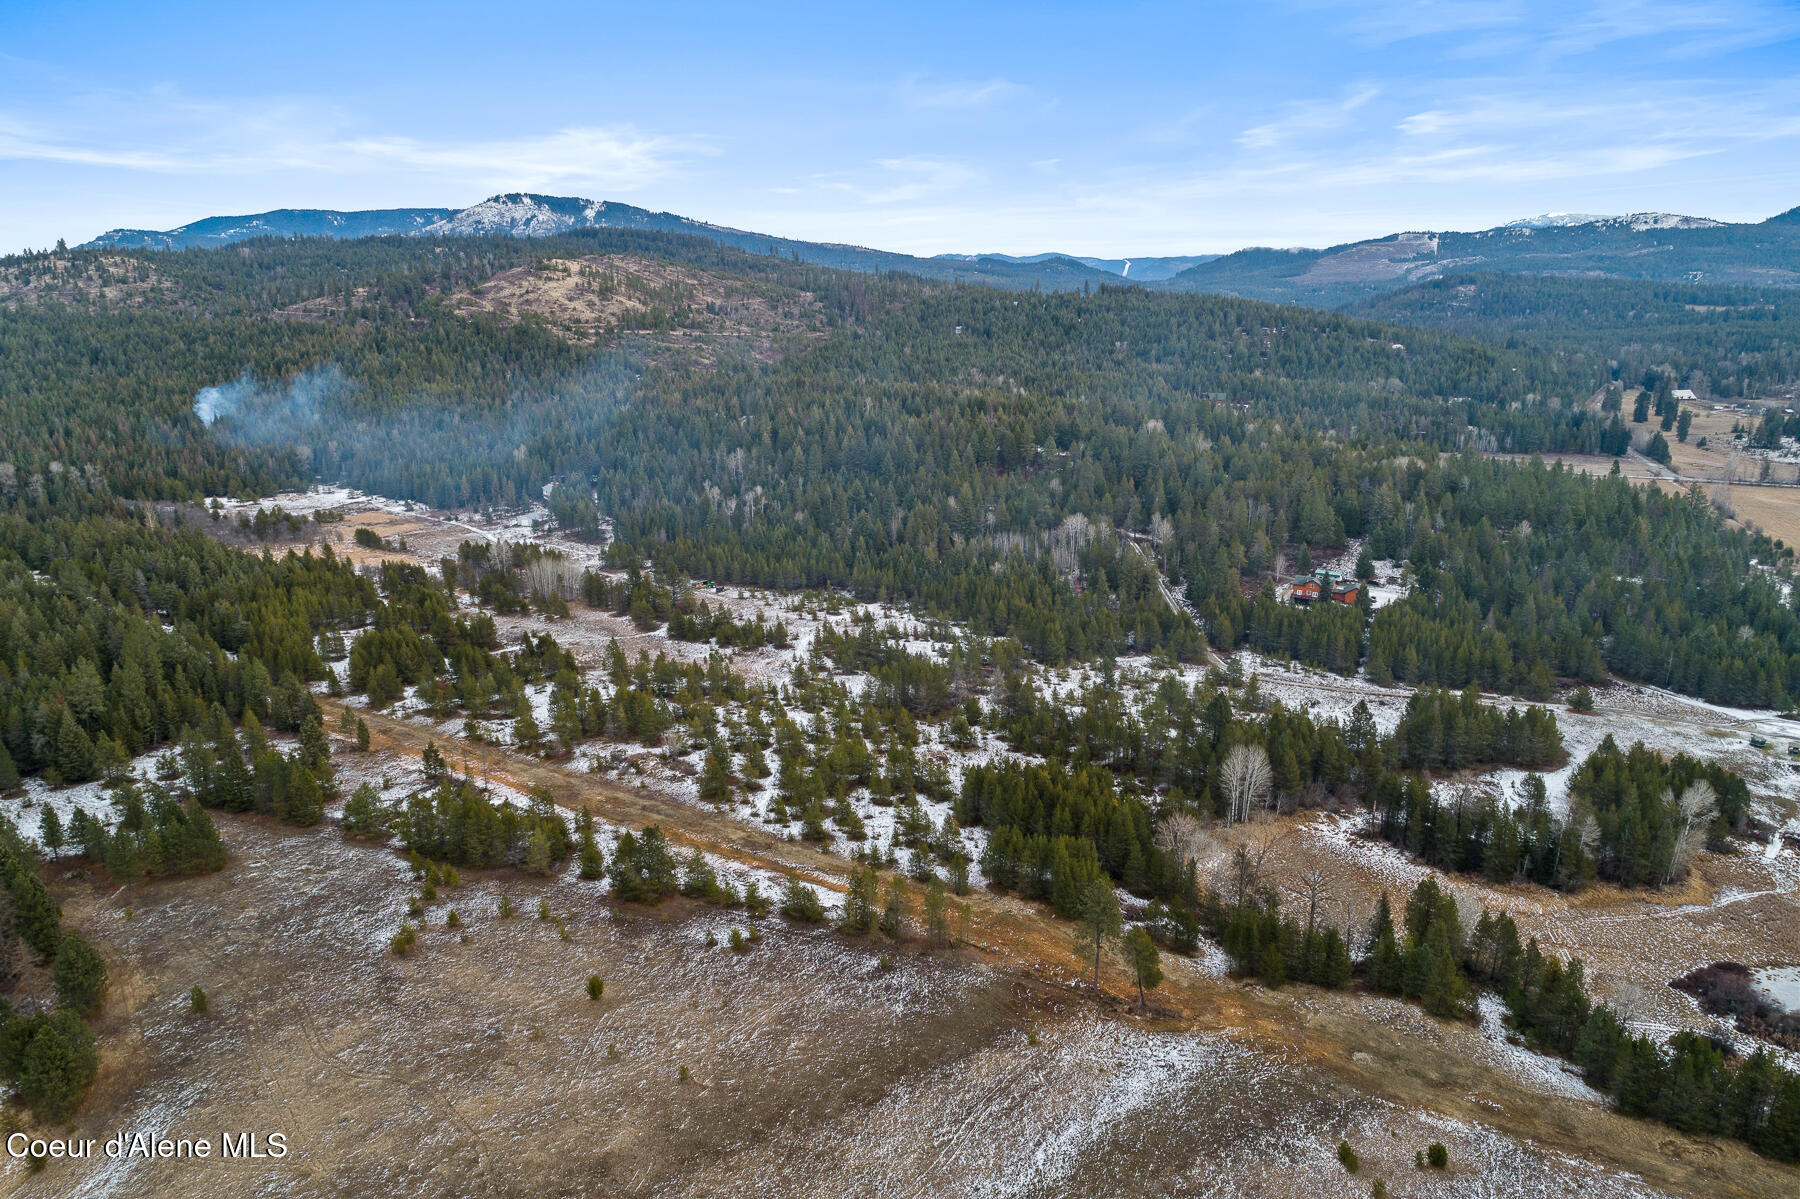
12, 711, 1797, 1198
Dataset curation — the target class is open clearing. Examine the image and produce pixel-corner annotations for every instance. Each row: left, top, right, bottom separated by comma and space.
14, 701, 1796, 1198
11, 793, 1784, 1199
34, 486, 1798, 1197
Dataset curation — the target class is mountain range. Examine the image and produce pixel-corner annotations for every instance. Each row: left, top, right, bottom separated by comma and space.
79, 193, 1800, 307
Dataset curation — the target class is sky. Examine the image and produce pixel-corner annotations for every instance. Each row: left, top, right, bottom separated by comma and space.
4, 0, 1800, 257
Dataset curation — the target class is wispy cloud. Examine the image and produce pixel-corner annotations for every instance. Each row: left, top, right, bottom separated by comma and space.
1238, 86, 1380, 149
898, 75, 1025, 110
1321, 0, 1524, 46
338, 127, 698, 190
812, 156, 982, 205
0, 89, 701, 194
1313, 0, 1800, 59
0, 118, 183, 170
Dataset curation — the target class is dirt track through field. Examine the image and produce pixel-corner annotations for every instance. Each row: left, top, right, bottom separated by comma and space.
318, 700, 1800, 1199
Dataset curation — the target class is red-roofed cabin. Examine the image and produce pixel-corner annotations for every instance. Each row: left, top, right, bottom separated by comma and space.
1330, 581, 1361, 605
1291, 578, 1321, 603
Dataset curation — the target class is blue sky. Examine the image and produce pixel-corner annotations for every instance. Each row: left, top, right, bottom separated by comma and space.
4, 0, 1800, 255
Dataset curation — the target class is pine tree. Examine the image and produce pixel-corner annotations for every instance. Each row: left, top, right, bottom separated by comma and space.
38, 807, 64, 858
1364, 892, 1403, 993
779, 871, 826, 923
1122, 925, 1163, 1012
284, 766, 324, 826
51, 933, 108, 1017
699, 746, 731, 802
923, 876, 953, 947
342, 782, 382, 835
523, 828, 554, 876
1072, 877, 1121, 987
14, 1012, 98, 1121
577, 823, 605, 880
840, 864, 880, 934
421, 740, 448, 780
880, 875, 911, 937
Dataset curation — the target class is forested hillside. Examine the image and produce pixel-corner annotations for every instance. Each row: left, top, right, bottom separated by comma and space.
2, 228, 1797, 721
1350, 273, 1800, 398
5, 224, 1800, 1163
1160, 212, 1800, 308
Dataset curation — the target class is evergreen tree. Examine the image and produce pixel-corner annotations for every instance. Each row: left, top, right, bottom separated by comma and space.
923, 875, 953, 947
51, 934, 108, 1017
1122, 925, 1163, 1012
699, 746, 731, 803
342, 782, 384, 836
577, 821, 606, 881
1365, 891, 1404, 993
880, 875, 911, 937
840, 864, 880, 934
1072, 877, 1121, 987
38, 807, 64, 858
779, 871, 827, 923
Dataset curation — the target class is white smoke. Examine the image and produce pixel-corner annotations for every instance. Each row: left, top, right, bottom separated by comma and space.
193, 377, 242, 425
193, 365, 349, 432
190, 356, 634, 506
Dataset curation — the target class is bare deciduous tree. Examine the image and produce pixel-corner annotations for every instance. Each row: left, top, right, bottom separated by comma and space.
1667, 780, 1717, 883
1220, 743, 1272, 824
1218, 830, 1278, 914
1155, 811, 1209, 870
1610, 979, 1651, 1027
1300, 866, 1329, 940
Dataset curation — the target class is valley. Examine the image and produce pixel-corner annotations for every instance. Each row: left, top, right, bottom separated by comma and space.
7, 221, 1800, 1197
4, 480, 1795, 1196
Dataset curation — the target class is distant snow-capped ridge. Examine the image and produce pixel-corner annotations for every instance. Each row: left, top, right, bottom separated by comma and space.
421, 194, 610, 237
418, 193, 712, 239
1501, 211, 1724, 232
1503, 213, 1610, 229
82, 206, 452, 250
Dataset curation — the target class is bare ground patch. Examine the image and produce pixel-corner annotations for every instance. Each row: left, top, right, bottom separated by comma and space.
441, 254, 829, 364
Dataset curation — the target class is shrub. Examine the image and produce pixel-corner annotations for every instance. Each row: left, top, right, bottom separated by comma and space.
779, 872, 826, 923
342, 782, 385, 835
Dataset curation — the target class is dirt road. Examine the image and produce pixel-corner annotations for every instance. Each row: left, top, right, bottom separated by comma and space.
321, 698, 1800, 1199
